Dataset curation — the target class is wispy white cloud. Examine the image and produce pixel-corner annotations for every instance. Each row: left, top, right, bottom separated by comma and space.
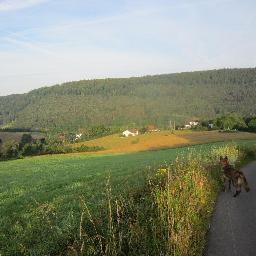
0, 0, 255, 96
0, 0, 48, 11
2, 36, 55, 55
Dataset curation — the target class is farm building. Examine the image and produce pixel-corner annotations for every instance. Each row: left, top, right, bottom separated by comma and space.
145, 124, 159, 132
122, 129, 139, 137
75, 133, 83, 141
208, 123, 214, 129
189, 121, 199, 126
184, 124, 192, 129
184, 120, 200, 129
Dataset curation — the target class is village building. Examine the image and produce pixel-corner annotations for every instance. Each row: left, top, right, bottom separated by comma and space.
189, 121, 199, 126
122, 129, 139, 137
75, 133, 83, 141
145, 124, 159, 132
184, 120, 200, 129
208, 123, 214, 129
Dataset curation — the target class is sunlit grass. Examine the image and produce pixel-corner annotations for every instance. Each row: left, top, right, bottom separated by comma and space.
72, 130, 256, 155
1, 140, 256, 255
69, 144, 240, 256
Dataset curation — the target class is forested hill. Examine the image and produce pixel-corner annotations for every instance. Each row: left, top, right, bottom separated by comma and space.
0, 68, 256, 131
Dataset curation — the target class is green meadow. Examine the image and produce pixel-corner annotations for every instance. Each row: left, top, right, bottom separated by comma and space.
1, 140, 256, 255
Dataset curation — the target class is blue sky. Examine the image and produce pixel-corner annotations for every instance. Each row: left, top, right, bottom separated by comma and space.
0, 0, 256, 95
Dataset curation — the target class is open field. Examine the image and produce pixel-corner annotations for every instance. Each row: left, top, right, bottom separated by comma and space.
73, 130, 256, 154
1, 144, 189, 255
1, 139, 256, 255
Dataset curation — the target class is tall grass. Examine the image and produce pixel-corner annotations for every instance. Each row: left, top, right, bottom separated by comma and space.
66, 144, 244, 256
2, 143, 254, 255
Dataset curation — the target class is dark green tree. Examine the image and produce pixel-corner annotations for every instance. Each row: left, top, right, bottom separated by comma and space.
215, 113, 247, 130
1, 140, 19, 159
20, 134, 33, 148
248, 118, 256, 132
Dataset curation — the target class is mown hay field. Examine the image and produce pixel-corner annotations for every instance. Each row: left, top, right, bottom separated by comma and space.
1, 140, 256, 255
73, 130, 256, 154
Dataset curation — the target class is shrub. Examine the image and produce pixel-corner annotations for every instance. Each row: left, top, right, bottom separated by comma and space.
1, 140, 20, 159
74, 145, 104, 152
248, 118, 256, 132
238, 145, 256, 162
19, 134, 33, 149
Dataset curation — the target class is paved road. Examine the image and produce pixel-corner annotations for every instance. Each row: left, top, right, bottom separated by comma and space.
205, 161, 256, 256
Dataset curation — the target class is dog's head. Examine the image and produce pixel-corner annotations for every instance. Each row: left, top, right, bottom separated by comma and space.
219, 156, 229, 167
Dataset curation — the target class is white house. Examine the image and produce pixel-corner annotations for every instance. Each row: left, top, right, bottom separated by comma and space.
122, 129, 139, 137
184, 120, 199, 129
189, 121, 199, 126
75, 133, 83, 141
208, 123, 214, 129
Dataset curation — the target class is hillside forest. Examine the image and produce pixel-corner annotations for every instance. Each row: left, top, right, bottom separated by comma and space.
0, 68, 256, 132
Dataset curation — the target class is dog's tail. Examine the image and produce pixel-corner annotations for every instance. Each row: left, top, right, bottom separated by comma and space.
240, 174, 250, 192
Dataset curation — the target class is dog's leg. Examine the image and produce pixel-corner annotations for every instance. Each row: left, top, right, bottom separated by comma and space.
233, 179, 241, 197
233, 190, 241, 197
222, 176, 227, 192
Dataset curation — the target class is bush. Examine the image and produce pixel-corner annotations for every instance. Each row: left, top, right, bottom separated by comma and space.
215, 113, 247, 130
74, 145, 104, 152
238, 145, 256, 161
21, 142, 45, 156
43, 142, 104, 154
0, 137, 104, 161
248, 118, 256, 132
20, 134, 33, 149
1, 140, 20, 159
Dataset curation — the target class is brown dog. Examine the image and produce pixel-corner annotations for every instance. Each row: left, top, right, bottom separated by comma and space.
219, 156, 250, 197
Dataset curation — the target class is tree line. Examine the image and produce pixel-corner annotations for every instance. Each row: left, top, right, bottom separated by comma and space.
0, 134, 104, 161
190, 113, 256, 132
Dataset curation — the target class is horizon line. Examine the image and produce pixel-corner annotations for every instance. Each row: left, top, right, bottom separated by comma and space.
1, 66, 255, 97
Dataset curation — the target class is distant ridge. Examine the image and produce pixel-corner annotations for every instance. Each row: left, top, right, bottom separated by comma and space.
0, 68, 256, 130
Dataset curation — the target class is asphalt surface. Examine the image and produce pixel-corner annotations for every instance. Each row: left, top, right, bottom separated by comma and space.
205, 161, 256, 256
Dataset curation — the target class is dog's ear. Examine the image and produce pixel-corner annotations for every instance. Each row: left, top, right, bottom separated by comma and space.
220, 156, 223, 160
224, 156, 228, 160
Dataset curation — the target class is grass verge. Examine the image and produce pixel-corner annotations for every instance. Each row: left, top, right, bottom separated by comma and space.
65, 144, 248, 256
